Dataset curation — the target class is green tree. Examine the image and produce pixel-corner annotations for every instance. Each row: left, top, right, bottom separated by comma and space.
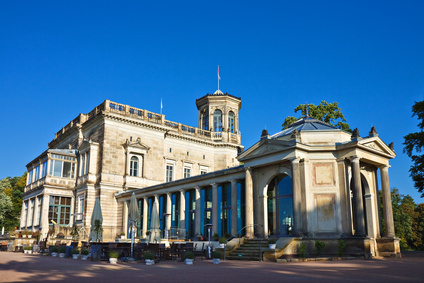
282, 101, 351, 131
404, 100, 424, 197
0, 173, 26, 230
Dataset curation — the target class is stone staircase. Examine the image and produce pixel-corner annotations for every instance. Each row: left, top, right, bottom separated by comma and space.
227, 239, 269, 261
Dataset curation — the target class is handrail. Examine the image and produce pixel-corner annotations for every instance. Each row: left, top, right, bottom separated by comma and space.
237, 224, 264, 245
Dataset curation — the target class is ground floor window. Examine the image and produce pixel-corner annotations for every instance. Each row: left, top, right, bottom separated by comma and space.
48, 196, 71, 226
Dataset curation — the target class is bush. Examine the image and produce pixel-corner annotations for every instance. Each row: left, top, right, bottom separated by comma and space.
219, 237, 228, 244
51, 247, 59, 253
315, 240, 326, 256
337, 239, 346, 257
212, 233, 219, 241
144, 251, 154, 260
109, 250, 119, 258
212, 251, 221, 259
299, 242, 306, 258
184, 251, 194, 259
58, 246, 66, 253
81, 248, 89, 256
120, 232, 125, 236
24, 246, 32, 250
72, 248, 79, 254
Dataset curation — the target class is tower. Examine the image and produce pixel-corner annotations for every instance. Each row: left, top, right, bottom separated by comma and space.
196, 90, 242, 144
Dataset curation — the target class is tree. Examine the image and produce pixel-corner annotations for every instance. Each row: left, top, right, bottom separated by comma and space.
282, 101, 351, 131
0, 173, 26, 231
404, 100, 424, 197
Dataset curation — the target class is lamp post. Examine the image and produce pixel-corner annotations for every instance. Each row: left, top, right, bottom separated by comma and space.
205, 223, 213, 259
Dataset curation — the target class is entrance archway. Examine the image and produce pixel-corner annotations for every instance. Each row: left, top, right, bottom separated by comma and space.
267, 174, 293, 237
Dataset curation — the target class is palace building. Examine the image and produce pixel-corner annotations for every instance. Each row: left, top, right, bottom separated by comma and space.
20, 90, 400, 259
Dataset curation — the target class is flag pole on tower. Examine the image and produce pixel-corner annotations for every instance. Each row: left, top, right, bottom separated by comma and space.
217, 65, 221, 91
160, 98, 163, 115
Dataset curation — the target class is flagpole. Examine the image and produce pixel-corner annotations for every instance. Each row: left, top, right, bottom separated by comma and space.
160, 98, 163, 115
217, 65, 220, 91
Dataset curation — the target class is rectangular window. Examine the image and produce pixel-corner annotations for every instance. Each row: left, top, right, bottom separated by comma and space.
41, 161, 47, 178
49, 158, 76, 179
27, 170, 33, 185
85, 153, 90, 174
34, 166, 40, 182
81, 155, 85, 175
77, 195, 84, 221
36, 196, 42, 226
48, 196, 72, 226
184, 167, 191, 178
166, 165, 173, 182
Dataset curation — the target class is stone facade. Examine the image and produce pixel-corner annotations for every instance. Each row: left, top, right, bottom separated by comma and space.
21, 93, 399, 259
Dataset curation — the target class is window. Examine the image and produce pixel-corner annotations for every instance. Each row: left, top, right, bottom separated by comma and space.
184, 167, 191, 178
228, 111, 235, 133
28, 199, 34, 226
48, 154, 76, 178
130, 156, 139, 177
166, 164, 174, 182
200, 165, 208, 175
213, 110, 222, 132
81, 152, 90, 175
41, 161, 47, 178
202, 111, 209, 131
34, 165, 40, 182
77, 195, 84, 221
27, 169, 33, 185
85, 153, 90, 174
81, 155, 85, 175
48, 196, 71, 226
22, 201, 28, 227
36, 196, 42, 226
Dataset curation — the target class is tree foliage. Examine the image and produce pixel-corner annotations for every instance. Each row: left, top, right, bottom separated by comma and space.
0, 173, 26, 230
379, 188, 424, 250
282, 101, 351, 131
403, 100, 424, 197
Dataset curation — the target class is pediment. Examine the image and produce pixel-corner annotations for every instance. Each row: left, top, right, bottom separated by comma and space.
238, 140, 294, 161
123, 138, 150, 151
359, 138, 394, 156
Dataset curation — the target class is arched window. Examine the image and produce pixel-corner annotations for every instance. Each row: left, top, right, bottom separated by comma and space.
202, 111, 209, 131
228, 111, 235, 133
267, 175, 293, 237
213, 110, 222, 132
130, 156, 139, 177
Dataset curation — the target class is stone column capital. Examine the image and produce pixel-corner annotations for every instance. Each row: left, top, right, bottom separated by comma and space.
230, 179, 238, 185
290, 157, 301, 164
379, 164, 391, 171
350, 156, 361, 163
211, 183, 218, 189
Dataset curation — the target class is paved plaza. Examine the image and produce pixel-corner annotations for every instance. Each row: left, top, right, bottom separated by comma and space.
0, 252, 423, 282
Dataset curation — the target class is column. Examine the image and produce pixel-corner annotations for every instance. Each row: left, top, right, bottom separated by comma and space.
123, 201, 129, 237
179, 190, 186, 231
231, 179, 238, 236
380, 165, 395, 237
164, 193, 172, 238
245, 168, 254, 238
34, 197, 39, 226
291, 158, 302, 236
194, 186, 201, 236
351, 156, 366, 236
212, 183, 218, 235
142, 198, 148, 238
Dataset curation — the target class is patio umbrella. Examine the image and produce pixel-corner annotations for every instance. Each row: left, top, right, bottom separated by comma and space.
129, 192, 140, 258
149, 201, 161, 243
89, 197, 103, 242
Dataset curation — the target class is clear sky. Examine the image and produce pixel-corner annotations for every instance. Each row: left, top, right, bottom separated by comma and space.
1, 1, 423, 201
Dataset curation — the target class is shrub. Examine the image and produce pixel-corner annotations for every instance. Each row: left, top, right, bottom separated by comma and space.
120, 232, 125, 236
24, 246, 32, 250
299, 242, 306, 258
337, 239, 346, 257
109, 250, 119, 258
212, 233, 219, 241
315, 240, 326, 256
144, 251, 154, 260
72, 248, 79, 255
212, 251, 221, 259
58, 246, 66, 253
219, 237, 228, 244
51, 247, 59, 253
81, 248, 89, 256
184, 251, 194, 259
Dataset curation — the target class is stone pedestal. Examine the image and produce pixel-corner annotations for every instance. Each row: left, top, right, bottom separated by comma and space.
376, 237, 401, 258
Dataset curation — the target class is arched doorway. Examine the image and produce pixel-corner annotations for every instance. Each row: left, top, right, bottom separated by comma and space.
267, 174, 293, 237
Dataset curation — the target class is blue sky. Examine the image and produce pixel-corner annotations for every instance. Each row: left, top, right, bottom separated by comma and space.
1, 1, 423, 201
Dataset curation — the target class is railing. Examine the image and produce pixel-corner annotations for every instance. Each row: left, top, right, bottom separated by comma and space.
129, 108, 143, 117
164, 120, 178, 129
